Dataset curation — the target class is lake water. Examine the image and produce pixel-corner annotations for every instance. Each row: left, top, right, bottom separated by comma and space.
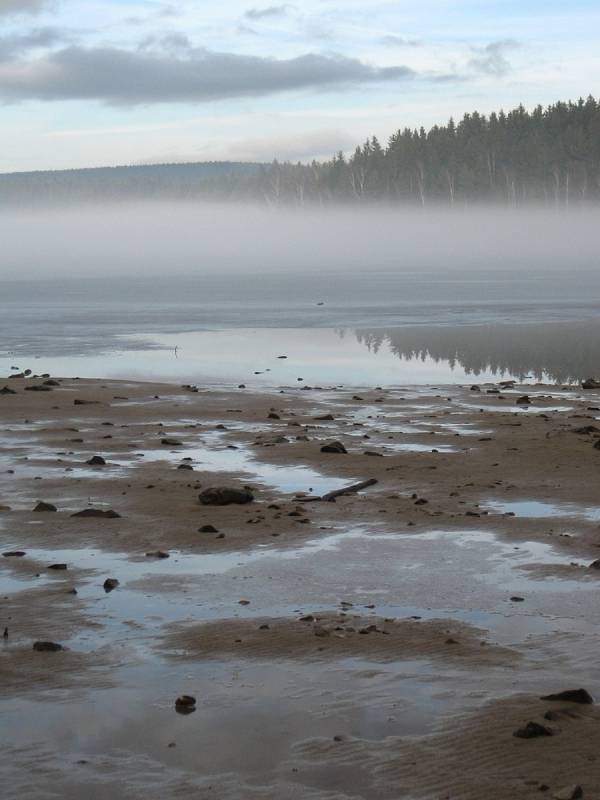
2, 271, 600, 386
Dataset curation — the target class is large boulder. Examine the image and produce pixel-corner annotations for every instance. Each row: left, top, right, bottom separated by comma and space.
199, 487, 254, 506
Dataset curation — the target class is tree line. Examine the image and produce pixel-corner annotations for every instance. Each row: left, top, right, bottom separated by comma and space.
2, 96, 599, 206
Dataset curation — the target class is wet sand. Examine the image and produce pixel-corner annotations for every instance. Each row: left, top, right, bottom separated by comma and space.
2, 375, 600, 798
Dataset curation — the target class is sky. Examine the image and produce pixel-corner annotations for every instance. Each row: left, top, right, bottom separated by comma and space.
0, 0, 599, 172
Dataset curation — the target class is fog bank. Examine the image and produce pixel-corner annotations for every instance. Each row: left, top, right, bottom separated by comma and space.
0, 203, 598, 281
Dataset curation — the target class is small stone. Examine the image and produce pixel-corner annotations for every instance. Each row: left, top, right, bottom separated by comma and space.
3, 551, 26, 557
541, 689, 593, 705
33, 501, 57, 512
161, 438, 182, 446
552, 787, 583, 800
48, 563, 67, 570
177, 464, 193, 470
71, 509, 120, 518
175, 695, 196, 714
320, 441, 347, 454
238, 599, 250, 605
199, 487, 254, 506
513, 721, 555, 739
146, 551, 170, 559
103, 578, 119, 592
33, 641, 63, 652
199, 524, 218, 533
511, 596, 525, 602
86, 456, 106, 466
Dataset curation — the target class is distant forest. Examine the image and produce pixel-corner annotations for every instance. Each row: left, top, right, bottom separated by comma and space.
2, 96, 600, 206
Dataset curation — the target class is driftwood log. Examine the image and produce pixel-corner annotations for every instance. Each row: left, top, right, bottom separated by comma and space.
297, 478, 378, 502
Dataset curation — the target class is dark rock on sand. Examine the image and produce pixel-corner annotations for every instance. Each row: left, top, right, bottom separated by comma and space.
513, 721, 555, 738
33, 501, 57, 512
552, 786, 583, 800
146, 550, 170, 559
71, 508, 121, 518
199, 487, 254, 506
516, 395, 531, 405
33, 641, 63, 652
24, 385, 51, 392
572, 425, 600, 434
161, 438, 182, 446
199, 524, 218, 533
0, 386, 16, 395
86, 455, 106, 466
74, 399, 100, 405
48, 563, 67, 570
103, 578, 119, 592
268, 412, 280, 420
582, 378, 600, 389
589, 559, 600, 569
175, 695, 196, 714
541, 688, 594, 704
321, 441, 347, 454
314, 414, 335, 421
177, 463, 194, 470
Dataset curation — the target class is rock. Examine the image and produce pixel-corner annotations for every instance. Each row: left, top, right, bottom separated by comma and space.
33, 641, 63, 652
86, 455, 106, 466
238, 599, 250, 605
572, 425, 600, 434
24, 385, 52, 392
314, 626, 330, 637
0, 386, 16, 395
510, 596, 525, 602
103, 578, 119, 592
74, 399, 100, 405
199, 487, 254, 506
582, 378, 600, 389
513, 721, 555, 738
3, 551, 26, 557
146, 551, 170, 559
33, 501, 57, 512
48, 563, 67, 570
177, 463, 193, 470
414, 498, 428, 505
268, 412, 280, 420
588, 560, 600, 569
320, 441, 347, 454
43, 379, 60, 386
199, 524, 218, 533
175, 695, 196, 714
71, 509, 120, 518
552, 787, 583, 800
314, 414, 335, 421
161, 438, 182, 446
516, 395, 531, 405
541, 688, 593, 704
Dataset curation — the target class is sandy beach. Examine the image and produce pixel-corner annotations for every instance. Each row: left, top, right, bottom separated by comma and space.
2, 374, 600, 799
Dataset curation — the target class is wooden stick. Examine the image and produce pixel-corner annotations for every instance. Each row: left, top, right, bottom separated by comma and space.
296, 478, 378, 503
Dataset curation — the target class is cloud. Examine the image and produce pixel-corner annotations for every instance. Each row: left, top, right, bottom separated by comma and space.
0, 46, 415, 105
469, 40, 519, 77
379, 34, 421, 48
0, 0, 49, 14
137, 129, 357, 165
245, 5, 290, 20
0, 27, 66, 61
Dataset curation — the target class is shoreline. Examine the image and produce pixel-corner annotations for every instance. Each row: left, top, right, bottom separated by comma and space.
2, 374, 600, 798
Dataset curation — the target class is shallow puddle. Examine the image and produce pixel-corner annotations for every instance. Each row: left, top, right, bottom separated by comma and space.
486, 499, 600, 521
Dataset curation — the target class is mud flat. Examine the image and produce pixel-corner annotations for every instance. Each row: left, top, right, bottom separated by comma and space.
2, 374, 600, 798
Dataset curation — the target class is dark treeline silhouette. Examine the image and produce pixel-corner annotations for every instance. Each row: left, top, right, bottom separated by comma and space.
2, 96, 600, 206
0, 161, 262, 207
354, 320, 600, 384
